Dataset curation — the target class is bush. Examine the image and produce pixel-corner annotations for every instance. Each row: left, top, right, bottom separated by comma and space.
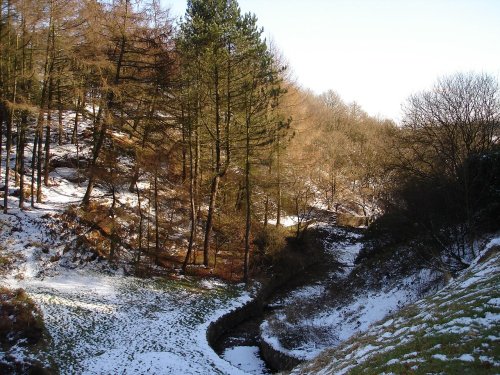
467, 149, 500, 231
375, 147, 500, 274
253, 224, 288, 264
0, 288, 45, 348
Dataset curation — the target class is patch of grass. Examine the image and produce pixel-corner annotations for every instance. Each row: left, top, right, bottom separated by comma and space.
293, 249, 500, 375
350, 332, 499, 374
0, 254, 14, 274
0, 287, 45, 348
0, 287, 54, 374
0, 242, 16, 277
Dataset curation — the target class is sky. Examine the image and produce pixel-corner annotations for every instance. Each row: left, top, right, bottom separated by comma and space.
162, 0, 500, 122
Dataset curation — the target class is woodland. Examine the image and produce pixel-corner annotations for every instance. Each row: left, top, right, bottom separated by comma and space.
0, 0, 499, 282
1, 0, 499, 374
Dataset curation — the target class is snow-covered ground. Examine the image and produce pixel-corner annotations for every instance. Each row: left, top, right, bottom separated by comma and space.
3, 265, 255, 374
0, 178, 257, 374
0, 113, 260, 374
267, 215, 299, 228
292, 236, 500, 374
260, 225, 442, 361
222, 346, 268, 375
3, 111, 496, 375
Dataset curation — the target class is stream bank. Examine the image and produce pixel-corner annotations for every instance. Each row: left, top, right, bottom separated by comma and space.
207, 226, 352, 373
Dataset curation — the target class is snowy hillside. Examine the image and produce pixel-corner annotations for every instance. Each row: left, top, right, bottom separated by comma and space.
260, 225, 442, 363
0, 203, 256, 374
4, 268, 255, 374
291, 236, 500, 374
0, 120, 258, 374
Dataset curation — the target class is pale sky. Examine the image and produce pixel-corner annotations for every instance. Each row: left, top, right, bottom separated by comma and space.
162, 0, 500, 122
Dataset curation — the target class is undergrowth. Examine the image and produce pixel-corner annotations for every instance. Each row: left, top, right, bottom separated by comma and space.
0, 287, 54, 374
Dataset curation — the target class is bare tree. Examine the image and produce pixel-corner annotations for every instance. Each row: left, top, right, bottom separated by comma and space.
402, 72, 499, 178
394, 72, 500, 270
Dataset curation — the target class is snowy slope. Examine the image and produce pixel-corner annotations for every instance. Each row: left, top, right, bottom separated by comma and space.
291, 236, 500, 374
1, 199, 255, 374
260, 225, 443, 362
0, 114, 257, 374
4, 268, 254, 374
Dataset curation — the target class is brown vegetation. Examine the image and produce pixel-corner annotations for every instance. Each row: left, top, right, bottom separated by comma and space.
0, 287, 50, 374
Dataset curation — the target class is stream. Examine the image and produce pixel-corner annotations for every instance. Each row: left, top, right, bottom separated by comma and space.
211, 224, 356, 374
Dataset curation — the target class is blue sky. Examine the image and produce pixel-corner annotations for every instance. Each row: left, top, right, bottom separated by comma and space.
162, 0, 500, 121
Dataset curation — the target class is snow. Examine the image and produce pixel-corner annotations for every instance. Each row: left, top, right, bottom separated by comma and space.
457, 354, 474, 362
353, 344, 379, 359
222, 346, 268, 375
263, 217, 500, 374
317, 225, 363, 272
282, 284, 325, 301
310, 287, 416, 341
0, 113, 259, 374
290, 234, 500, 374
2, 111, 499, 374
432, 354, 448, 361
259, 224, 439, 361
267, 215, 298, 227
479, 356, 500, 366
2, 261, 254, 374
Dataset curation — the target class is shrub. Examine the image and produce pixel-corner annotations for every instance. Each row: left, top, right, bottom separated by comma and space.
252, 224, 288, 268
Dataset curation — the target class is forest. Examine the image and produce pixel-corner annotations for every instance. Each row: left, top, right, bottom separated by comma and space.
0, 0, 499, 374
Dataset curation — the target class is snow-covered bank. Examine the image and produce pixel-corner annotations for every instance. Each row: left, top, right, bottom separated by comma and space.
0, 203, 258, 374
260, 225, 443, 362
291, 236, 500, 374
0, 118, 258, 374
0, 201, 256, 374
222, 346, 268, 374
4, 268, 253, 374
0, 198, 258, 374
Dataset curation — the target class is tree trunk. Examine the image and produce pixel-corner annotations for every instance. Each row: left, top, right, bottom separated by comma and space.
0, 104, 3, 180
154, 166, 160, 264
181, 109, 187, 183
135, 182, 143, 266
203, 174, 219, 267
147, 185, 151, 255
243, 118, 251, 283
3, 107, 12, 213
128, 161, 139, 193
82, 107, 106, 205
203, 64, 222, 268
295, 195, 301, 238
83, 0, 128, 206
264, 195, 269, 227
18, 112, 27, 209
36, 118, 43, 202
44, 77, 53, 186
276, 133, 282, 226
30, 129, 38, 207
183, 117, 197, 273
2, 1, 14, 213
109, 184, 117, 261
71, 96, 81, 144
0, 0, 3, 180
57, 76, 63, 145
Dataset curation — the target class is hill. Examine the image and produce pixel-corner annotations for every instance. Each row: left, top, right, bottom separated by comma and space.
290, 236, 500, 374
